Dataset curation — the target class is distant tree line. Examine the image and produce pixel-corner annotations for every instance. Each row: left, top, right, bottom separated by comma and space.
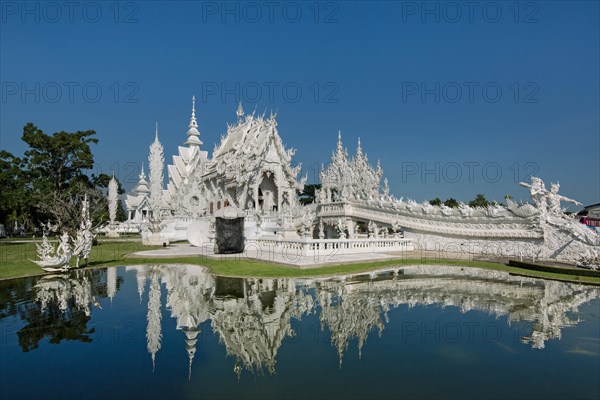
298, 184, 512, 210
430, 194, 513, 208
297, 184, 512, 210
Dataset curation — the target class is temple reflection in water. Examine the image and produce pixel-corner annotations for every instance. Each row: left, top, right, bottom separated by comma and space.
28, 265, 600, 377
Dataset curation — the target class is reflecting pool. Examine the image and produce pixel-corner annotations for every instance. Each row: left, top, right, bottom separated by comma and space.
1, 265, 599, 399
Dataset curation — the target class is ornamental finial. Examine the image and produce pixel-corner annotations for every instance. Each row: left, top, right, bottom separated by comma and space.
185, 95, 202, 147
236, 101, 244, 121
336, 131, 344, 152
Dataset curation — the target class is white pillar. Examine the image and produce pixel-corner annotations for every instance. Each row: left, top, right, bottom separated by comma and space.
254, 185, 259, 211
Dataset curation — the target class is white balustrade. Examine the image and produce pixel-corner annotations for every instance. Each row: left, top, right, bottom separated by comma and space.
252, 237, 413, 256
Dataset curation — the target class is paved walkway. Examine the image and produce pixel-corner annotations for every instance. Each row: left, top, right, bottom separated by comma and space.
128, 243, 480, 268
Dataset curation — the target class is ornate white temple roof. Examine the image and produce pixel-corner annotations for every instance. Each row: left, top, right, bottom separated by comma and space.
320, 132, 383, 202
185, 95, 202, 148
165, 98, 210, 203
160, 101, 304, 214
125, 164, 150, 209
136, 164, 149, 193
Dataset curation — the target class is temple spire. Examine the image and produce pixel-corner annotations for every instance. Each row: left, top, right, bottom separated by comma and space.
336, 131, 343, 153
184, 328, 200, 381
236, 101, 244, 122
148, 126, 165, 221
135, 163, 149, 195
191, 95, 196, 121
185, 95, 202, 147
155, 122, 159, 141
146, 273, 162, 373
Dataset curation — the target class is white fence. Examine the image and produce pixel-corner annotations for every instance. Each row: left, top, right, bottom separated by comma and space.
252, 237, 414, 256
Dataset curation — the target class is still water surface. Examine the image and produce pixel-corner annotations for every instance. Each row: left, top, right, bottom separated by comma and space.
1, 264, 599, 399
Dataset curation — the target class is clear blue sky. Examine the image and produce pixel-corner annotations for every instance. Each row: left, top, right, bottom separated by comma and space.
1, 1, 598, 208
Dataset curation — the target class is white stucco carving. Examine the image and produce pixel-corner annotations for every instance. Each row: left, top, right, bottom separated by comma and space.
33, 195, 94, 271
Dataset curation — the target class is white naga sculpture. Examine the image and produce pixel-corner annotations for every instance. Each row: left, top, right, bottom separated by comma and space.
33, 195, 94, 272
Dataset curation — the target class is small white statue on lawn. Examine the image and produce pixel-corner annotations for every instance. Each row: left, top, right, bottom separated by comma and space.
32, 195, 94, 272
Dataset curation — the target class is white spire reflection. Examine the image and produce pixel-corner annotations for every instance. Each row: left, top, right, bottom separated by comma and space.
146, 270, 162, 372
123, 264, 600, 377
106, 267, 117, 304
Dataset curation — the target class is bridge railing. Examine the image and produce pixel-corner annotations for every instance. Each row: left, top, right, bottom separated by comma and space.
252, 237, 413, 256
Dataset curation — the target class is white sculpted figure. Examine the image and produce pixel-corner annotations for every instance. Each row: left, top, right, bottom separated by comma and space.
36, 230, 55, 260
336, 218, 347, 239
32, 231, 72, 271
382, 178, 390, 201
368, 220, 378, 238
519, 177, 583, 217
458, 202, 473, 217
263, 190, 275, 213
406, 199, 418, 212
33, 196, 92, 272
282, 191, 290, 209
546, 182, 582, 213
318, 218, 325, 239
318, 188, 327, 204
56, 232, 72, 260
519, 177, 546, 210
73, 195, 94, 268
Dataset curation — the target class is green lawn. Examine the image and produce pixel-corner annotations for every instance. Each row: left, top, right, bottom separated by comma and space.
1, 241, 599, 285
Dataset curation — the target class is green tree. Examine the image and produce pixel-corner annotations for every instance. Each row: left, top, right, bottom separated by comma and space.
298, 184, 322, 205
0, 150, 31, 229
1, 123, 113, 233
469, 194, 490, 208
18, 303, 95, 352
429, 197, 442, 206
21, 123, 98, 191
444, 198, 460, 208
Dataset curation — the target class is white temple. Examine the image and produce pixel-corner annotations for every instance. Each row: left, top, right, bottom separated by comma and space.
121, 97, 600, 265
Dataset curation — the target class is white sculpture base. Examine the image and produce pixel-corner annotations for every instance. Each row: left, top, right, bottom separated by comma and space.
106, 230, 120, 238
186, 220, 211, 247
